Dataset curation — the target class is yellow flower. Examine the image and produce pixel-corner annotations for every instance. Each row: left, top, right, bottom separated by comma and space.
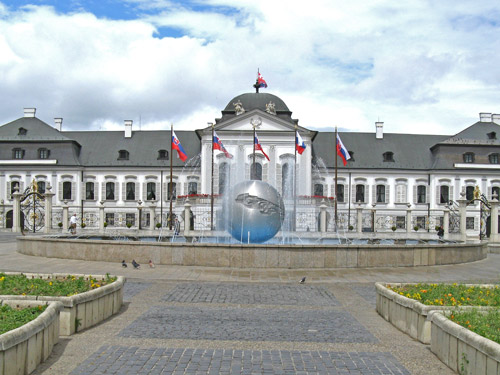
49, 282, 53, 286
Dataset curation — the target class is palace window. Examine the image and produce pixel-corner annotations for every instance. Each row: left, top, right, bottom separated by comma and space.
417, 185, 426, 204
463, 152, 474, 163
105, 213, 115, 226
126, 182, 135, 200
118, 150, 129, 160
355, 184, 365, 203
188, 181, 198, 195
376, 185, 385, 203
466, 217, 475, 230
466, 186, 475, 201
86, 182, 95, 200
157, 150, 169, 160
493, 186, 500, 200
219, 163, 230, 195
146, 182, 156, 200
18, 127, 27, 136
348, 151, 354, 161
487, 131, 497, 140
13, 148, 25, 159
440, 185, 450, 204
336, 185, 344, 203
168, 182, 176, 200
38, 148, 50, 159
489, 153, 499, 164
281, 163, 292, 198
10, 181, 20, 198
314, 184, 324, 196
251, 162, 262, 181
383, 152, 394, 162
37, 181, 46, 194
395, 183, 407, 203
106, 182, 115, 200
62, 181, 72, 200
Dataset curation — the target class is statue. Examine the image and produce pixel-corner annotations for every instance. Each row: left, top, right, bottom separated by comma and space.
473, 185, 481, 200
233, 100, 245, 115
265, 101, 276, 115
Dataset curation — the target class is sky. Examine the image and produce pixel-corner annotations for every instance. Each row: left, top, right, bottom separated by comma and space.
0, 0, 500, 135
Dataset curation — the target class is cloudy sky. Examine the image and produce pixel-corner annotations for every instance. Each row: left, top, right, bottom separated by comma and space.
0, 0, 499, 135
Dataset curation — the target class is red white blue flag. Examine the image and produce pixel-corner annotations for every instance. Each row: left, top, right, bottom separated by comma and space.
254, 132, 270, 161
172, 130, 188, 162
336, 134, 351, 166
296, 131, 306, 155
256, 72, 267, 88
213, 131, 233, 159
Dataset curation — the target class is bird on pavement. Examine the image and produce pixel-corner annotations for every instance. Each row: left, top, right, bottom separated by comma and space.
132, 259, 140, 269
299, 277, 306, 284
121, 260, 127, 268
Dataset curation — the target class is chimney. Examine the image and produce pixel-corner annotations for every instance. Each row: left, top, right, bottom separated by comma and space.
480, 112, 492, 122
375, 121, 384, 139
23, 108, 36, 118
492, 114, 500, 124
54, 118, 63, 131
124, 120, 133, 138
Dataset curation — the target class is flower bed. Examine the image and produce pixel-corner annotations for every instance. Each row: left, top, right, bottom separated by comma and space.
375, 282, 498, 344
0, 272, 125, 336
0, 300, 62, 375
429, 310, 500, 374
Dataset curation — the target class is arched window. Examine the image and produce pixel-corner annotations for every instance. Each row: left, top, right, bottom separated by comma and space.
314, 184, 324, 196
168, 182, 176, 200
157, 150, 169, 160
37, 181, 46, 194
251, 162, 262, 181
376, 185, 386, 203
440, 185, 449, 204
336, 185, 344, 203
219, 163, 230, 195
466, 186, 474, 201
126, 182, 135, 200
188, 182, 198, 195
86, 182, 95, 200
383, 152, 394, 162
118, 150, 129, 160
356, 184, 365, 203
417, 185, 426, 204
282, 163, 292, 197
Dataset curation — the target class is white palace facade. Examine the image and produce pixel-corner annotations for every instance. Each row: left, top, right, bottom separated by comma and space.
1, 92, 500, 238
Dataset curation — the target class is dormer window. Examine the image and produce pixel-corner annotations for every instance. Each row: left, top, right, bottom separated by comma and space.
38, 148, 50, 159
18, 127, 27, 136
489, 153, 499, 164
12, 148, 25, 159
383, 151, 394, 162
348, 151, 354, 161
157, 149, 169, 160
463, 152, 474, 163
118, 150, 129, 160
487, 131, 497, 140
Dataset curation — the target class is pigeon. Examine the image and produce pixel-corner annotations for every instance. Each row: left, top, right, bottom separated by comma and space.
148, 260, 155, 268
121, 260, 127, 268
132, 259, 140, 269
299, 277, 306, 284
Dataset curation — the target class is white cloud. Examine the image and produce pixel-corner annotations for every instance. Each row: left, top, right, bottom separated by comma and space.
0, 0, 499, 135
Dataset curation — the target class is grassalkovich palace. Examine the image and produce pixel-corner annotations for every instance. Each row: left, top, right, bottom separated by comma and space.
1, 91, 500, 240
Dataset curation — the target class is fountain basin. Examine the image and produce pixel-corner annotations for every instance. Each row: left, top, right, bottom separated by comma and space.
17, 236, 487, 269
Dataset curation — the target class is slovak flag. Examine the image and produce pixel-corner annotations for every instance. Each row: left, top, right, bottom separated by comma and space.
296, 131, 306, 155
336, 133, 351, 166
254, 132, 270, 161
172, 130, 188, 162
213, 131, 233, 159
256, 72, 268, 88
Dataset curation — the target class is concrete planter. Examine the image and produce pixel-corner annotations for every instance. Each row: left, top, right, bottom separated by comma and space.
429, 310, 500, 375
375, 282, 497, 344
0, 300, 63, 375
0, 273, 125, 336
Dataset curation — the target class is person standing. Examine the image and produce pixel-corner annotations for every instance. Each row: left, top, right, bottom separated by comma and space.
69, 213, 78, 235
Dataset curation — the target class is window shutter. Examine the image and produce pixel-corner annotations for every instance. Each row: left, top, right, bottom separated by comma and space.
263, 164, 269, 183
163, 183, 168, 201
372, 185, 376, 204
213, 164, 219, 195
142, 183, 147, 201
385, 184, 390, 204
101, 182, 106, 201
449, 186, 454, 202
488, 186, 493, 200
155, 183, 159, 201
58, 181, 63, 201
276, 164, 282, 194
330, 184, 334, 197
412, 185, 417, 204
436, 185, 441, 204
71, 181, 75, 201
81, 182, 85, 199
7, 181, 11, 200
425, 186, 430, 204
121, 183, 126, 201
183, 182, 188, 195
351, 184, 356, 203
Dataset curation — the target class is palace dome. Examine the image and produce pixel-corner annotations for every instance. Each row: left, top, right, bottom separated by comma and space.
223, 93, 291, 114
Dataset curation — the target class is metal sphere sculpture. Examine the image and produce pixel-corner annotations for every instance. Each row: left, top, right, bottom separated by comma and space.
226, 180, 285, 243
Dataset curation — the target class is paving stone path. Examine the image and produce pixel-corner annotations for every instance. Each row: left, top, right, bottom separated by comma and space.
2, 232, 497, 374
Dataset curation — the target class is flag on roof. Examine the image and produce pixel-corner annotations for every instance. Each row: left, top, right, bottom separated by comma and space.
256, 71, 268, 88
336, 134, 351, 166
296, 131, 306, 155
254, 132, 270, 161
172, 130, 188, 162
213, 131, 233, 159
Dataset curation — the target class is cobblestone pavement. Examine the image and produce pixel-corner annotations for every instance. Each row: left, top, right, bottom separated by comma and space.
2, 233, 497, 374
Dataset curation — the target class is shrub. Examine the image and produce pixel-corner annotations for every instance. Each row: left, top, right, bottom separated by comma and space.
414, 225, 419, 231
126, 223, 132, 228
103, 222, 108, 228
391, 226, 397, 231
58, 222, 63, 228
81, 223, 86, 228
348, 225, 354, 231
156, 223, 161, 229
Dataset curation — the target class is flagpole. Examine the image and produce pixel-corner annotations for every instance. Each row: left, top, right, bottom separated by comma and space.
169, 123, 174, 230
294, 125, 297, 232
210, 123, 215, 231
334, 127, 338, 230
253, 126, 256, 180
